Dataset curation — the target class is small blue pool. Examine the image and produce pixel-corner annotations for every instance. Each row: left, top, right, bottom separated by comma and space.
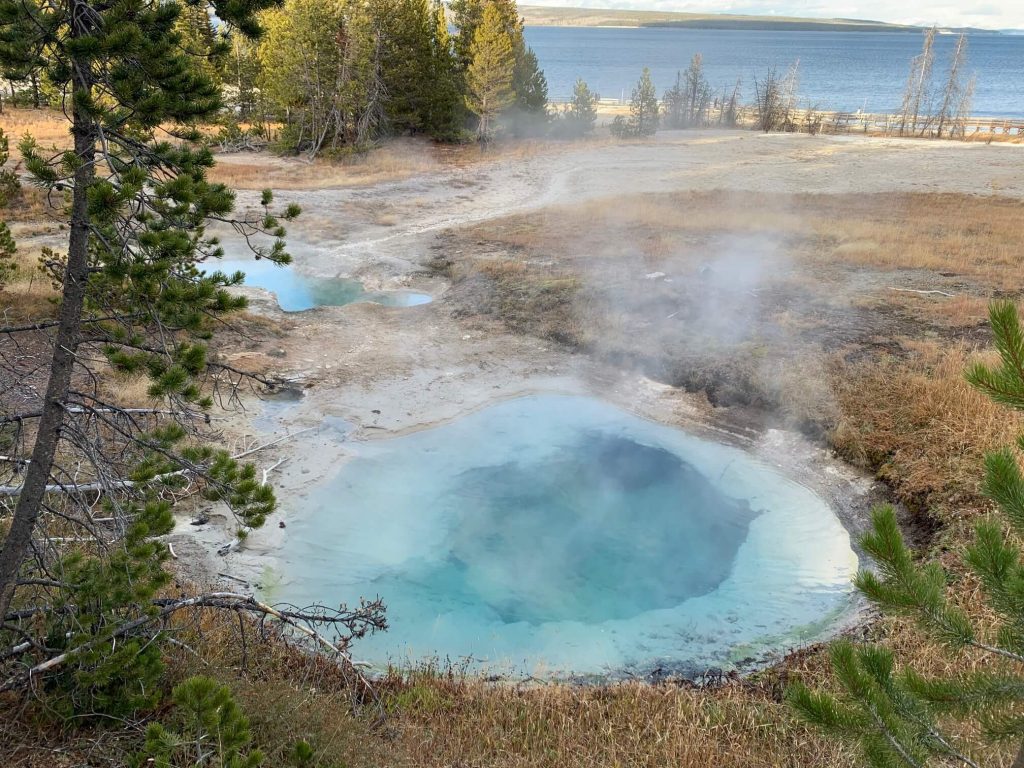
208, 259, 432, 312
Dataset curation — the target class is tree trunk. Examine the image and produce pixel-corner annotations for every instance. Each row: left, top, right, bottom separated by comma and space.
1013, 741, 1024, 768
0, 38, 94, 621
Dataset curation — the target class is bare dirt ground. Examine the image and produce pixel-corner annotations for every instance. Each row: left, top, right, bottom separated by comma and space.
176, 130, 1024, 609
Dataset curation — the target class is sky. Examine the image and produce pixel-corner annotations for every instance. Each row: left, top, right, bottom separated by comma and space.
525, 0, 1024, 30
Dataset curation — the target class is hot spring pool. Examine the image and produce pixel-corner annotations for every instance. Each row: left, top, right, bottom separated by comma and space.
209, 259, 432, 312
272, 395, 858, 677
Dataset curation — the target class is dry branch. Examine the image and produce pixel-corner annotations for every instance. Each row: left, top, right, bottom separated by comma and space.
888, 287, 955, 298
1, 591, 386, 693
0, 427, 314, 497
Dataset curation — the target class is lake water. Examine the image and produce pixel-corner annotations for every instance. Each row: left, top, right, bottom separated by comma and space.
525, 27, 1024, 118
271, 395, 858, 678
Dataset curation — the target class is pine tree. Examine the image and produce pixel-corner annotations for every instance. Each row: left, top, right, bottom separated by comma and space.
492, 0, 547, 135
611, 67, 658, 138
373, 0, 436, 134
464, 3, 515, 141
663, 55, 711, 130
222, 31, 262, 120
0, 0, 333, 714
259, 0, 386, 155
662, 71, 685, 130
508, 44, 548, 137
138, 676, 264, 768
425, 0, 464, 139
632, 66, 659, 136
451, 0, 484, 71
788, 300, 1024, 768
453, 0, 547, 136
0, 128, 18, 286
682, 53, 711, 127
559, 77, 597, 138
173, 3, 225, 86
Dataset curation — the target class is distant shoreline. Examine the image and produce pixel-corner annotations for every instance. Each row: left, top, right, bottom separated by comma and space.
519, 6, 1004, 35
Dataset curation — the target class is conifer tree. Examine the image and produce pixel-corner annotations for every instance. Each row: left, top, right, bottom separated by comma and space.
373, 0, 436, 134
788, 301, 1024, 768
0, 0, 384, 716
138, 676, 264, 768
0, 0, 288, 701
450, 0, 484, 71
426, 0, 464, 139
453, 0, 547, 135
559, 77, 598, 138
491, 0, 547, 134
0, 128, 18, 286
508, 44, 548, 136
173, 3, 225, 86
663, 54, 711, 129
662, 71, 685, 131
222, 31, 262, 120
259, 0, 386, 155
611, 67, 658, 138
464, 3, 515, 141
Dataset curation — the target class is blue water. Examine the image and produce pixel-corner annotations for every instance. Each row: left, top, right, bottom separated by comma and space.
525, 27, 1024, 118
272, 395, 858, 678
207, 259, 432, 312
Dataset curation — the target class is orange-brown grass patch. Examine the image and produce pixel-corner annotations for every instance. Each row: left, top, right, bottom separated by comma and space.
0, 247, 58, 322
149, 604, 861, 768
832, 340, 1018, 526
0, 108, 71, 155
385, 672, 855, 768
805, 193, 1024, 288
467, 191, 1024, 291
209, 140, 443, 190
453, 191, 1023, 339
209, 136, 602, 190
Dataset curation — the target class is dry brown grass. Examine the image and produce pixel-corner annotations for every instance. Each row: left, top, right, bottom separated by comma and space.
0, 108, 72, 156
386, 674, 854, 768
0, 247, 58, 322
130, 602, 1019, 768
832, 341, 1018, 525
457, 192, 1023, 359
208, 140, 445, 190
209, 137, 571, 190
804, 193, 1024, 288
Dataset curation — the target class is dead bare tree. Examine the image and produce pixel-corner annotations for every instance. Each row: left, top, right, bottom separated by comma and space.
935, 34, 972, 139
719, 78, 742, 128
898, 27, 936, 137
754, 65, 796, 133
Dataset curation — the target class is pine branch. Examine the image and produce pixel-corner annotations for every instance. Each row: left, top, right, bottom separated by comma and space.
0, 427, 311, 497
